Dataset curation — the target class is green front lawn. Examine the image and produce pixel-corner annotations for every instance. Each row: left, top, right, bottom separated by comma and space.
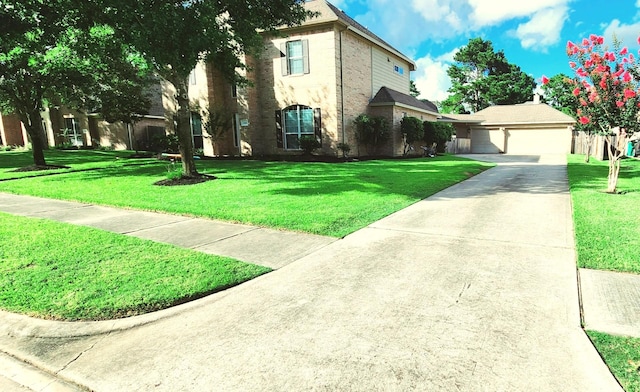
0, 151, 493, 237
568, 154, 640, 392
567, 155, 640, 273
0, 212, 270, 321
587, 331, 640, 392
0, 149, 154, 180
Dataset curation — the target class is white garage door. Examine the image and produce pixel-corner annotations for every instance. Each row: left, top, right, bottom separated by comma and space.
471, 129, 505, 153
505, 128, 572, 154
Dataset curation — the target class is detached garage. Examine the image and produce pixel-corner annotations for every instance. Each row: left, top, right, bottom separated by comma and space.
443, 101, 575, 155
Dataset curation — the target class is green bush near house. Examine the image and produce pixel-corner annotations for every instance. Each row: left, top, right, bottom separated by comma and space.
353, 113, 391, 156
299, 135, 321, 154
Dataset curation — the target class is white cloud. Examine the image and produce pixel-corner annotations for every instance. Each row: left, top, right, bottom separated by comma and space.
602, 19, 640, 48
513, 6, 569, 51
351, 0, 571, 53
467, 0, 568, 27
412, 52, 457, 102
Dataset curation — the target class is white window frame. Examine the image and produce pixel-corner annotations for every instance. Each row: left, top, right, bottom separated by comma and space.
283, 105, 314, 150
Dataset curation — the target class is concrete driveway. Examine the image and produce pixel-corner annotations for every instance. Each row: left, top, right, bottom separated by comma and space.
0, 154, 621, 391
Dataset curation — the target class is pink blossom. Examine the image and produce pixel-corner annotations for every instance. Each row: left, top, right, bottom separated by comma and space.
599, 78, 608, 89
579, 116, 590, 125
569, 61, 577, 68
637, 36, 640, 45
616, 101, 625, 107
597, 36, 604, 45
577, 68, 588, 77
623, 71, 632, 82
573, 87, 581, 96
580, 98, 588, 106
541, 75, 549, 85
624, 88, 636, 99
621, 47, 628, 55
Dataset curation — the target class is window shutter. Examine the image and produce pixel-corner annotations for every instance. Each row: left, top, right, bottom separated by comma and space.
302, 39, 310, 74
280, 42, 288, 76
275, 110, 283, 148
313, 108, 321, 143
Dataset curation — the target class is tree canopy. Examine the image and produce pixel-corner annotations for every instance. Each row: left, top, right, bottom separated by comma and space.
97, 0, 315, 177
0, 1, 151, 166
540, 73, 579, 116
445, 38, 535, 113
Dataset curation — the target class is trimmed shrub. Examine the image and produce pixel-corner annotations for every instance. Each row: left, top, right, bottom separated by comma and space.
400, 116, 424, 155
354, 114, 390, 155
424, 121, 454, 153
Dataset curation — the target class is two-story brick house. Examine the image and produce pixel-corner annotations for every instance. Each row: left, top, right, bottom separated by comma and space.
219, 0, 439, 157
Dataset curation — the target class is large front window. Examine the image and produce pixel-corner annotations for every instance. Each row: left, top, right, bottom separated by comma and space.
283, 105, 314, 150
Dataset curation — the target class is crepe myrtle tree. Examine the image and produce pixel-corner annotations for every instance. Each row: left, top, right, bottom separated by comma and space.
544, 34, 640, 193
99, 0, 315, 177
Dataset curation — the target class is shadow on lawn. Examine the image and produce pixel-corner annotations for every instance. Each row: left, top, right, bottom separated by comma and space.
568, 157, 640, 192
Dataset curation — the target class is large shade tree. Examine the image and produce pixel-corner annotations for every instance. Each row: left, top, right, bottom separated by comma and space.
98, 0, 315, 177
0, 1, 151, 167
446, 38, 535, 112
549, 34, 640, 192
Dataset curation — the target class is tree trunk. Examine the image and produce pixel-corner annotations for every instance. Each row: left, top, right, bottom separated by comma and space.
172, 76, 198, 177
605, 134, 626, 193
584, 133, 592, 163
18, 108, 47, 166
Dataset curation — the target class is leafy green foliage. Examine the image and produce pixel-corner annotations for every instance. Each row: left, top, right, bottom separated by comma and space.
299, 135, 321, 154
0, 212, 270, 320
541, 73, 579, 117
400, 116, 424, 155
0, 150, 493, 237
0, 3, 152, 166
424, 121, 454, 153
446, 37, 535, 112
353, 114, 391, 156
410, 80, 420, 98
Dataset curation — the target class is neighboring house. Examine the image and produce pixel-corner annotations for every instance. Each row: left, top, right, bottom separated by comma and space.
441, 99, 576, 155
1, 0, 438, 157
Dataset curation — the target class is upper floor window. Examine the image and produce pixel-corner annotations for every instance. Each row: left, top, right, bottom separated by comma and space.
281, 39, 310, 76
394, 64, 404, 76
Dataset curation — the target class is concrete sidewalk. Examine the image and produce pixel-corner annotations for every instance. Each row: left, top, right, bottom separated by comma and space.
0, 154, 633, 391
0, 193, 337, 270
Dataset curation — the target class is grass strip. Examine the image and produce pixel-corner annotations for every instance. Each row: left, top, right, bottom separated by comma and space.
587, 331, 640, 392
0, 213, 270, 321
567, 155, 640, 273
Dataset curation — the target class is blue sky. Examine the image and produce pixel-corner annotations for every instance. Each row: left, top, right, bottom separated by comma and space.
331, 0, 640, 102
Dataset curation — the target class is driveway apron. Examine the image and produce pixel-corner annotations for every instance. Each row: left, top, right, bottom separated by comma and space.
1, 155, 621, 391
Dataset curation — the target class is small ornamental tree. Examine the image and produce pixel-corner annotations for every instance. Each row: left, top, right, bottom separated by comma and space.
545, 34, 640, 193
400, 116, 424, 155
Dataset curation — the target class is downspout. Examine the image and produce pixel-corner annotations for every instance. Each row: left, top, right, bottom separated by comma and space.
339, 27, 347, 144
